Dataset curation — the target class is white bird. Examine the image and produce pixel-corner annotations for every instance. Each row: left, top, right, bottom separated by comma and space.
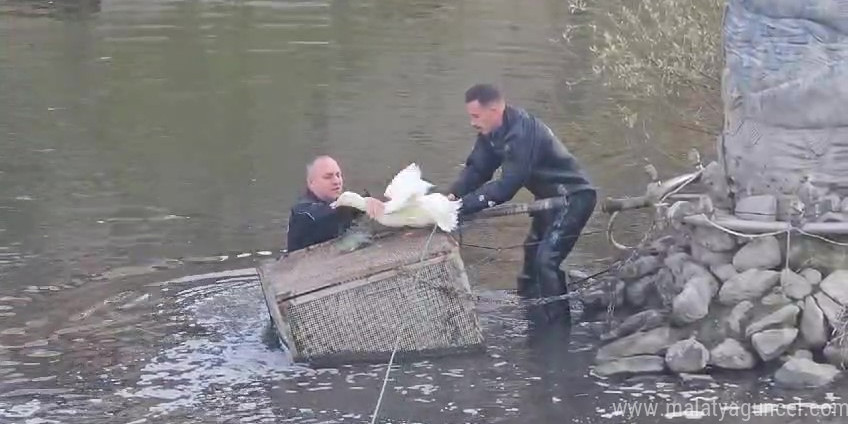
330, 163, 462, 232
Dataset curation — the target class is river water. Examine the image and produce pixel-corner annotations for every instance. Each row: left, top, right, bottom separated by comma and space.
2, 0, 845, 423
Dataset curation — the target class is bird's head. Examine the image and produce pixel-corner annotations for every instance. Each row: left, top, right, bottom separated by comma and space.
330, 191, 366, 210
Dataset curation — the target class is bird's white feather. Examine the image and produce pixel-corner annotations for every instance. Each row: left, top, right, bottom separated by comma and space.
332, 163, 461, 233
383, 163, 434, 214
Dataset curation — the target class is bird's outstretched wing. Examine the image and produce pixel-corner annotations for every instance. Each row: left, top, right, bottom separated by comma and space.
383, 163, 434, 214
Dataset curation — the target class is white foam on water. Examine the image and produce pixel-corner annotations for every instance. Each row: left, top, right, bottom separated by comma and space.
407, 384, 438, 395
116, 279, 310, 416
597, 407, 623, 419
665, 410, 706, 419
0, 399, 41, 418
146, 268, 258, 287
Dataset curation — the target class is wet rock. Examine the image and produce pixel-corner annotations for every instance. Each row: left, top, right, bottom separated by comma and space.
774, 358, 840, 389
709, 338, 757, 370
647, 235, 678, 255
796, 349, 814, 360
653, 268, 679, 308
781, 269, 812, 300
594, 355, 666, 377
786, 237, 848, 275
691, 243, 734, 267
579, 289, 609, 312
600, 309, 666, 342
672, 275, 716, 324
692, 226, 737, 252
725, 301, 755, 338
710, 263, 737, 282
820, 270, 848, 305
824, 338, 848, 368
664, 252, 694, 281
681, 262, 715, 283
745, 304, 800, 338
801, 268, 823, 286
719, 269, 780, 305
733, 236, 782, 271
595, 326, 686, 362
761, 289, 792, 307
751, 328, 798, 361
614, 280, 626, 307
568, 269, 590, 281
620, 256, 661, 280
813, 292, 843, 328
782, 349, 814, 362
626, 274, 656, 308
735, 194, 777, 221
678, 373, 715, 388
665, 338, 709, 373
580, 279, 625, 312
801, 296, 829, 349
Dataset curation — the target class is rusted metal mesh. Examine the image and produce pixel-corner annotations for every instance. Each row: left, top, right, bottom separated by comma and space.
274, 228, 456, 297
286, 253, 484, 364
269, 228, 484, 365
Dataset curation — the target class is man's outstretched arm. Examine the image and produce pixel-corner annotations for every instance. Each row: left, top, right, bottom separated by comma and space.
448, 136, 502, 198
459, 131, 537, 215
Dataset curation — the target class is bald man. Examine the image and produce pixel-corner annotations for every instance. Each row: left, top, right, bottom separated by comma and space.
286, 156, 381, 252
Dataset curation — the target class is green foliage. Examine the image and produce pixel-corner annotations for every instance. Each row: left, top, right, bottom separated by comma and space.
590, 0, 725, 136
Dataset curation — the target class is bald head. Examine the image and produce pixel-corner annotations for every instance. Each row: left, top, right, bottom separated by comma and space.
306, 155, 343, 201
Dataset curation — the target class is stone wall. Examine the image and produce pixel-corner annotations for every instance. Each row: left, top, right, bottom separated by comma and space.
585, 179, 848, 388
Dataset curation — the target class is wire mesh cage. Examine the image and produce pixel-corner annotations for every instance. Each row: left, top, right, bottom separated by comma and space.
258, 227, 485, 366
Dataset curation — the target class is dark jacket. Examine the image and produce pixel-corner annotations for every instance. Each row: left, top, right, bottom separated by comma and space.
449, 105, 595, 215
286, 189, 363, 252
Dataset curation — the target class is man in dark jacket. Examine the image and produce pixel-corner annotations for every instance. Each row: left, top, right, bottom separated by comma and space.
448, 84, 597, 325
286, 155, 381, 252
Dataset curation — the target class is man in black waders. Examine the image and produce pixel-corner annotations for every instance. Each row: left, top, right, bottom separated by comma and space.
447, 84, 597, 325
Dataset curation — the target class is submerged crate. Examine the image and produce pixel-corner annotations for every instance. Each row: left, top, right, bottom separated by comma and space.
258, 228, 485, 366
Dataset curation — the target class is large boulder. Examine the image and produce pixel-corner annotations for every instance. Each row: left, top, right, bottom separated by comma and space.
724, 301, 755, 338
594, 356, 666, 377
709, 338, 757, 370
781, 269, 812, 300
745, 304, 800, 338
620, 256, 662, 280
600, 309, 667, 342
672, 275, 716, 324
719, 269, 780, 305
732, 237, 782, 272
595, 326, 687, 362
774, 358, 840, 389
751, 328, 798, 362
820, 270, 848, 306
800, 296, 829, 349
665, 338, 709, 373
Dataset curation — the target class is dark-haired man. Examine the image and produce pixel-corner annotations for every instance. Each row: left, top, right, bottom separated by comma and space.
447, 83, 597, 324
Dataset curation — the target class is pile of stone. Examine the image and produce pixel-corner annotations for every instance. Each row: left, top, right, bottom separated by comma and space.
584, 186, 848, 388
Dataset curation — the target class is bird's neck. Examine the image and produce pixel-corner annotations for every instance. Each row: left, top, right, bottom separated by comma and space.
342, 193, 368, 211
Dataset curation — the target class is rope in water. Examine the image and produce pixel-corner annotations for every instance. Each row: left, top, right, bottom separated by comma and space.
370, 223, 439, 424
